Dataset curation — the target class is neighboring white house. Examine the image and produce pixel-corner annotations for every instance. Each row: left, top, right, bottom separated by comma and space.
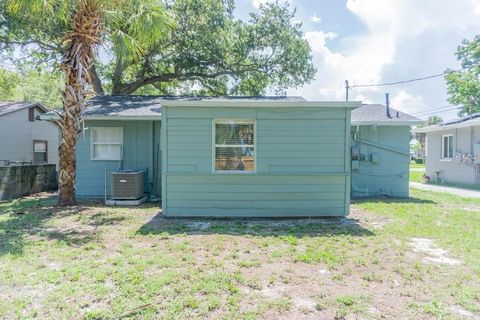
415, 113, 480, 185
0, 102, 59, 168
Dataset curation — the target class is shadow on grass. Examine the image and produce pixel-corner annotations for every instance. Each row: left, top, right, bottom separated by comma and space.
137, 213, 375, 238
352, 196, 436, 205
0, 195, 117, 256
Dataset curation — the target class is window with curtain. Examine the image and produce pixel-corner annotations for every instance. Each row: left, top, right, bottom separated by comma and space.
33, 141, 47, 163
91, 127, 123, 160
442, 134, 453, 159
214, 120, 255, 172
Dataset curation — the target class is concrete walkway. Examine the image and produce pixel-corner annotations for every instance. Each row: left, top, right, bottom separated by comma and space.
410, 182, 480, 198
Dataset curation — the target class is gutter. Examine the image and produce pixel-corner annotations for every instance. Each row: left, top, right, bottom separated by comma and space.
161, 100, 362, 109
39, 115, 162, 121
352, 120, 424, 126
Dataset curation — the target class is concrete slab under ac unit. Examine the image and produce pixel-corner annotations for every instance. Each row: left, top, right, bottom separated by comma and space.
105, 197, 147, 206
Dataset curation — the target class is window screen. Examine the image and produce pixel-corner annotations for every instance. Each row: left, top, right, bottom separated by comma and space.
33, 141, 47, 163
215, 121, 255, 172
442, 135, 453, 159
91, 127, 123, 160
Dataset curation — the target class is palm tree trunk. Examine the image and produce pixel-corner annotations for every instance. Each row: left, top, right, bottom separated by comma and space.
58, 0, 102, 206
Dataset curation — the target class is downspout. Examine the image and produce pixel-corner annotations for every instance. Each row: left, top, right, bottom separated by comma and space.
149, 121, 155, 196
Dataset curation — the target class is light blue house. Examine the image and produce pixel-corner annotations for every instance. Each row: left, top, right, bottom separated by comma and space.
43, 96, 359, 217
350, 104, 422, 197
43, 96, 421, 216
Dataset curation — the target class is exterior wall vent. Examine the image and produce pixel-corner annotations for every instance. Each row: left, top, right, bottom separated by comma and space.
111, 170, 144, 200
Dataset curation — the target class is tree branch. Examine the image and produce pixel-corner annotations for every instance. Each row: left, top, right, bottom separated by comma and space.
115, 70, 237, 94
89, 64, 104, 95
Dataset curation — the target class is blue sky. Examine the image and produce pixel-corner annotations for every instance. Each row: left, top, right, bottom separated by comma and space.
235, 0, 480, 120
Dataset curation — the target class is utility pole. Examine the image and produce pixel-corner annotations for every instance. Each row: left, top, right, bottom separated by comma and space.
345, 80, 349, 101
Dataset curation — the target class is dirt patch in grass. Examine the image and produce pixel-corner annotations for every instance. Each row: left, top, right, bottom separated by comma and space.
0, 192, 479, 319
410, 238, 462, 266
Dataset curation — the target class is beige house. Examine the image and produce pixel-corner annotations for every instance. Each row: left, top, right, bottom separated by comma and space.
0, 102, 59, 168
416, 114, 480, 185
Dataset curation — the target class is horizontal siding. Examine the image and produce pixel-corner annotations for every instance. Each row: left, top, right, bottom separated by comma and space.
0, 108, 59, 167
351, 126, 411, 197
166, 107, 346, 120
163, 106, 350, 217
166, 208, 346, 217
76, 120, 161, 197
165, 174, 347, 217
425, 129, 477, 185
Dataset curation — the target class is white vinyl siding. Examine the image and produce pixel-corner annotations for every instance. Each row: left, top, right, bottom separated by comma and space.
91, 127, 123, 160
441, 134, 453, 160
214, 120, 255, 173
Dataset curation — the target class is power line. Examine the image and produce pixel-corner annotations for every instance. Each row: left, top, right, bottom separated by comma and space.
413, 107, 461, 117
411, 105, 459, 115
347, 64, 479, 90
351, 72, 447, 88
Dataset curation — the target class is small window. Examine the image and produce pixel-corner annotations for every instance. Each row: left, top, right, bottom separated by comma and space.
33, 140, 47, 164
214, 120, 255, 172
28, 107, 35, 122
91, 127, 123, 160
442, 134, 453, 159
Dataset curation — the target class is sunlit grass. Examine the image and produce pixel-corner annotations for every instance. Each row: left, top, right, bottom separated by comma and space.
0, 190, 479, 319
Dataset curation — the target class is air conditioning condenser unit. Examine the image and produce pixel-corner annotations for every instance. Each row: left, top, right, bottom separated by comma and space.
111, 170, 144, 200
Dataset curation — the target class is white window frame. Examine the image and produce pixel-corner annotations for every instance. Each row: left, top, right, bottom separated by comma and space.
441, 134, 453, 160
425, 136, 428, 157
33, 140, 48, 164
212, 119, 256, 174
90, 127, 123, 161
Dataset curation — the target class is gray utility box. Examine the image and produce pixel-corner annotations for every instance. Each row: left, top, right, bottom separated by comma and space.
111, 170, 144, 200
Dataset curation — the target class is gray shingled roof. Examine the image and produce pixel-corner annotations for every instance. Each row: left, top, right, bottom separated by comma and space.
0, 101, 47, 117
43, 95, 308, 118
83, 95, 164, 117
351, 104, 422, 126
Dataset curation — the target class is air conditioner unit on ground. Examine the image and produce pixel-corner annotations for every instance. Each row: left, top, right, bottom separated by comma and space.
111, 170, 144, 200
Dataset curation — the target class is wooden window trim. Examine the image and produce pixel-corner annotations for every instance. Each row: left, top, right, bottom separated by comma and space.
212, 119, 256, 174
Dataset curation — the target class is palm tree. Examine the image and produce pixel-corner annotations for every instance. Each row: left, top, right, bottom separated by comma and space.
57, 0, 103, 205
3, 0, 172, 205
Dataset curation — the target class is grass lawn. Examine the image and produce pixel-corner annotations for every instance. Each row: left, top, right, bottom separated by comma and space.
410, 161, 425, 169
410, 170, 424, 183
1, 191, 479, 319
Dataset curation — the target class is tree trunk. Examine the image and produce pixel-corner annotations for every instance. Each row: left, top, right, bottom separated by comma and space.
58, 116, 78, 205
58, 0, 102, 206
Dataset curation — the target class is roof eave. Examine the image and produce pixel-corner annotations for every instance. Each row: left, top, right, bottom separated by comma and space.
161, 100, 362, 108
0, 102, 48, 117
352, 120, 424, 126
39, 114, 162, 121
415, 119, 480, 133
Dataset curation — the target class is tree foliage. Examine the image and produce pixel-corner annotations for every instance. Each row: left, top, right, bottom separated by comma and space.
425, 115, 443, 126
0, 68, 63, 107
445, 35, 480, 116
0, 0, 315, 97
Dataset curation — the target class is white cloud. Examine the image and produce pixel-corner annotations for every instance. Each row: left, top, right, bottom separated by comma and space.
473, 0, 480, 14
390, 90, 426, 114
310, 15, 322, 23
290, 0, 480, 120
